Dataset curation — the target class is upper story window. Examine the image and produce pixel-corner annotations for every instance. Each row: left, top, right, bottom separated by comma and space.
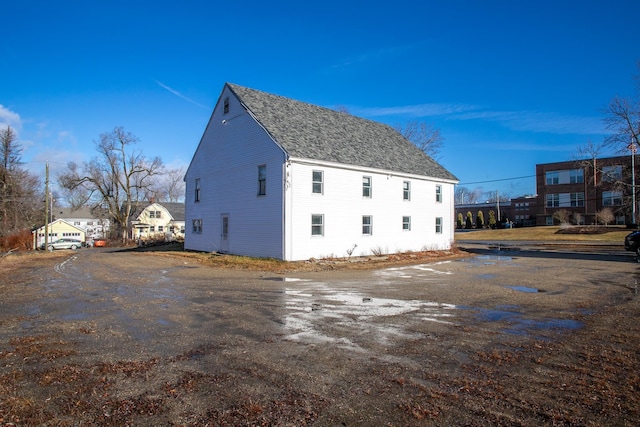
602, 165, 623, 183
258, 165, 266, 196
436, 185, 442, 203
362, 176, 372, 198
194, 178, 201, 202
403, 181, 410, 200
570, 169, 584, 184
312, 170, 323, 194
546, 169, 583, 185
546, 193, 559, 207
362, 215, 372, 235
149, 210, 162, 219
223, 97, 230, 114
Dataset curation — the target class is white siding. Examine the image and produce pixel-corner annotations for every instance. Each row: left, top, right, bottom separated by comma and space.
185, 87, 285, 258
284, 161, 455, 261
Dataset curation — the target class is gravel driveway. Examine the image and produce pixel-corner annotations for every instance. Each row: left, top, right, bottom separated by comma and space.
1, 247, 638, 425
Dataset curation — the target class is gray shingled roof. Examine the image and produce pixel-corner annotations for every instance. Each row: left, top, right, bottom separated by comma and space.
227, 83, 458, 181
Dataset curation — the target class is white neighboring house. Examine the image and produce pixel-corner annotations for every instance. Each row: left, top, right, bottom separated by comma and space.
51, 207, 110, 242
184, 83, 459, 261
130, 202, 185, 242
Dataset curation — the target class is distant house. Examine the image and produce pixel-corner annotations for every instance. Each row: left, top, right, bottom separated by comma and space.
51, 206, 110, 241
33, 219, 86, 248
130, 202, 185, 242
184, 83, 458, 261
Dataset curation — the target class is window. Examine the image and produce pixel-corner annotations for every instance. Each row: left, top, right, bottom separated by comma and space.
435, 217, 443, 234
223, 97, 230, 114
362, 176, 371, 198
602, 191, 623, 206
312, 170, 323, 194
403, 181, 410, 200
570, 169, 584, 184
158, 226, 164, 232
169, 226, 175, 232
149, 210, 161, 219
546, 169, 583, 185
570, 192, 584, 207
402, 216, 411, 231
546, 171, 559, 185
311, 214, 324, 236
195, 178, 201, 202
362, 216, 372, 235
546, 193, 559, 207
602, 165, 623, 183
192, 219, 202, 234
150, 226, 155, 232
74, 221, 80, 226
180, 226, 185, 233
87, 221, 94, 225
436, 185, 442, 203
258, 165, 266, 196
222, 216, 229, 240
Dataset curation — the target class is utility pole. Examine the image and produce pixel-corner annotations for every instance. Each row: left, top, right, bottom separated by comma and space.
631, 137, 638, 226
44, 162, 49, 250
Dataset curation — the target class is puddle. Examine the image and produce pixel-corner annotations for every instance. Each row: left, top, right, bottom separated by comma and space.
462, 255, 513, 266
375, 261, 453, 280
283, 287, 456, 348
507, 286, 543, 293
469, 306, 583, 335
262, 277, 311, 282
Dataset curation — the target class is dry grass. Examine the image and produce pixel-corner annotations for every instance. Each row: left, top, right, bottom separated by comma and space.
456, 225, 631, 243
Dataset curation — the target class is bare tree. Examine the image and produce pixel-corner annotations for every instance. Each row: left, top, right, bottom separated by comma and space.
604, 96, 640, 150
595, 208, 614, 225
146, 167, 186, 203
58, 127, 163, 242
553, 209, 571, 225
0, 126, 42, 237
394, 120, 443, 159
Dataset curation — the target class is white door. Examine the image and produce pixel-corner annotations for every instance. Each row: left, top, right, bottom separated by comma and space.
220, 214, 229, 253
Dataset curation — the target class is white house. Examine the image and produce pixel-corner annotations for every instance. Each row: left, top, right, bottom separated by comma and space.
184, 83, 458, 261
130, 202, 186, 242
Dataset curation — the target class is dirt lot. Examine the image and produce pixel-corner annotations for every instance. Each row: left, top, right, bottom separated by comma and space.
0, 246, 638, 426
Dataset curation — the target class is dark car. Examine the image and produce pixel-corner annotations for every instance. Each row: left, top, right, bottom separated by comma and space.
624, 230, 640, 255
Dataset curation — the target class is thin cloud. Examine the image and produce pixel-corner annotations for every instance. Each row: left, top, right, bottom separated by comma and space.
0, 104, 22, 130
154, 80, 209, 110
352, 101, 605, 136
329, 44, 416, 70
351, 103, 478, 117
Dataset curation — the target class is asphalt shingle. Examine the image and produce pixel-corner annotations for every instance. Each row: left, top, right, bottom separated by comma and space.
227, 83, 458, 181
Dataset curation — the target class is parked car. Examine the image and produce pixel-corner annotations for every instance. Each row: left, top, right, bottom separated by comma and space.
624, 230, 640, 255
41, 238, 83, 251
93, 239, 107, 247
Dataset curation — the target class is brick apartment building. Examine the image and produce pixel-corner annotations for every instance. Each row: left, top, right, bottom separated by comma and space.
535, 155, 637, 226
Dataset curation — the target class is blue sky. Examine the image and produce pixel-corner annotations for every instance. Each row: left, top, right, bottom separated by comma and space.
1, 0, 639, 200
